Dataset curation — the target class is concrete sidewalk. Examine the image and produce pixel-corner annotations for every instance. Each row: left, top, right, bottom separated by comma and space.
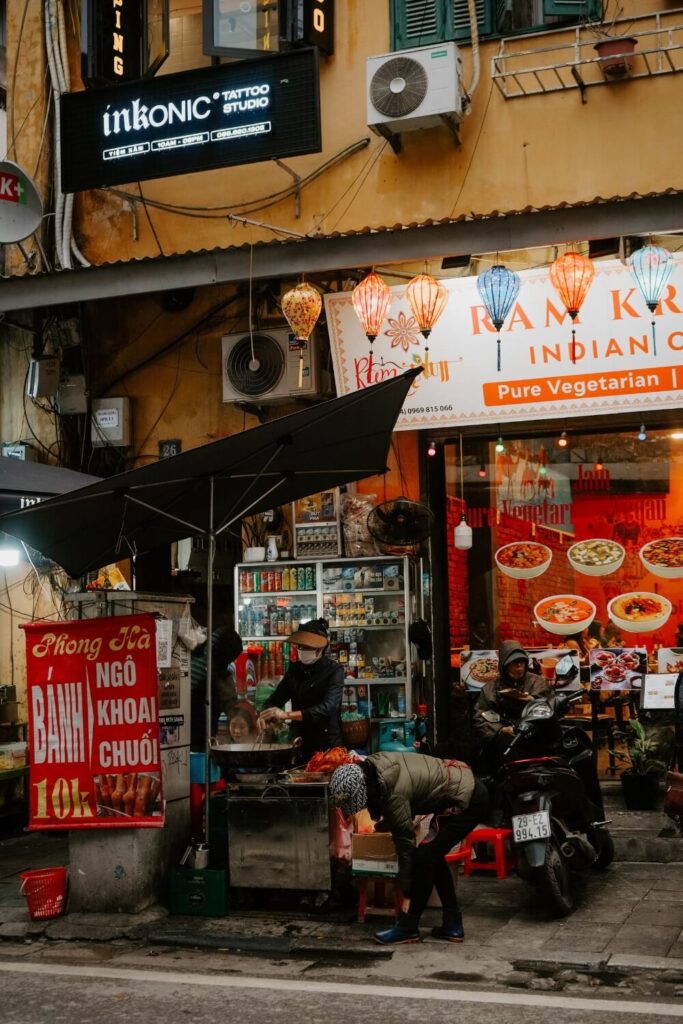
2, 829, 683, 982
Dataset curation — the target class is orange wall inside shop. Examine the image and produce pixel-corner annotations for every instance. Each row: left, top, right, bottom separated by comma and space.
453, 459, 683, 653
569, 473, 683, 649
493, 516, 574, 650
447, 497, 470, 649
355, 431, 420, 505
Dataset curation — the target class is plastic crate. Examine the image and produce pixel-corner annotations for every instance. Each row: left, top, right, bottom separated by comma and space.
170, 867, 229, 917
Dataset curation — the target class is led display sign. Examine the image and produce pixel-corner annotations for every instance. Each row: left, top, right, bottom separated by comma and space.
61, 49, 321, 193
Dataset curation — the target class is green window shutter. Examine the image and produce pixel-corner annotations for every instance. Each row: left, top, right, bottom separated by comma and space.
543, 0, 603, 16
391, 0, 447, 50
453, 0, 494, 41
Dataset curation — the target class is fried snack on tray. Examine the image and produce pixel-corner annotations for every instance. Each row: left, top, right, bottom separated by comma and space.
95, 773, 161, 817
305, 747, 350, 773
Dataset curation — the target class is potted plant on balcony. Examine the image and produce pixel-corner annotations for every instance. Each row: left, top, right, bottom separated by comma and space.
589, 1, 637, 78
617, 720, 666, 811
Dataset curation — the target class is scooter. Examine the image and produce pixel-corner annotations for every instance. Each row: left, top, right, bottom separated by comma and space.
494, 690, 614, 917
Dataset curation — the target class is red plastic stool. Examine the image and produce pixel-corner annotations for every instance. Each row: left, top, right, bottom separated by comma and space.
446, 827, 515, 880
356, 876, 403, 923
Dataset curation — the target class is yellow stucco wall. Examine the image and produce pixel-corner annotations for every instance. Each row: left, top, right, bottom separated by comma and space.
48, 0, 683, 262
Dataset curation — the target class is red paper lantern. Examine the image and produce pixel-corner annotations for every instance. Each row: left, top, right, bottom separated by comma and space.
549, 251, 595, 364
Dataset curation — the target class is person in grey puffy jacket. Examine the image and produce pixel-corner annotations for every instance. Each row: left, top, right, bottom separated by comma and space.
473, 640, 551, 768
329, 751, 490, 944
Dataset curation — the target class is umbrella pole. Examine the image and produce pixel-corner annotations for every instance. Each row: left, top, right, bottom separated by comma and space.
204, 477, 215, 844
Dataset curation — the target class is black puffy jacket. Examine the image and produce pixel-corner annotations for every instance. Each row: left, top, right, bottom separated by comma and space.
265, 655, 344, 759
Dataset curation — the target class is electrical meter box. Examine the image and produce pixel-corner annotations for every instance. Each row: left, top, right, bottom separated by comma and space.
91, 397, 132, 447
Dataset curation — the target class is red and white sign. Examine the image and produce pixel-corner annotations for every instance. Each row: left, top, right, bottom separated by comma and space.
324, 256, 683, 430
0, 160, 42, 242
23, 614, 164, 830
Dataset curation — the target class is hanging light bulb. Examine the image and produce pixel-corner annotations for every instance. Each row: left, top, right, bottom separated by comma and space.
405, 271, 448, 366
549, 251, 595, 365
427, 440, 437, 457
539, 465, 547, 476
627, 244, 674, 357
495, 436, 505, 454
454, 433, 473, 550
281, 281, 322, 387
478, 463, 487, 478
352, 271, 392, 365
594, 461, 604, 472
638, 423, 647, 441
476, 264, 521, 372
557, 431, 569, 448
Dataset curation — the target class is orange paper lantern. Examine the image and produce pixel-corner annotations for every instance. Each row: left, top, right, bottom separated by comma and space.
405, 273, 448, 339
352, 271, 392, 347
549, 251, 595, 363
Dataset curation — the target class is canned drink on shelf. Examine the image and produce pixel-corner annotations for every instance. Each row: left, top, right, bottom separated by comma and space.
305, 565, 315, 589
252, 571, 260, 592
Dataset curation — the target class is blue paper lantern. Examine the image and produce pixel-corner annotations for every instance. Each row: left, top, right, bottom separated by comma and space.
477, 264, 521, 371
627, 244, 674, 357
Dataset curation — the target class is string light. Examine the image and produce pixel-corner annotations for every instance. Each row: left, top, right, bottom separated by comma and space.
427, 440, 437, 457
478, 464, 487, 478
638, 424, 647, 441
495, 436, 505, 454
594, 461, 604, 472
557, 431, 569, 448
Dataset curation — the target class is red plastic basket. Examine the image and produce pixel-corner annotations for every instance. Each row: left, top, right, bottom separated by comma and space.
20, 867, 68, 921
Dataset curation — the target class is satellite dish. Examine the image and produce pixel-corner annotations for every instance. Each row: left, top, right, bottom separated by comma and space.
0, 160, 42, 243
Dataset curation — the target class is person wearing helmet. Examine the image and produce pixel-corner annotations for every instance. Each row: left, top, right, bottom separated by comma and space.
257, 618, 344, 760
473, 640, 551, 768
329, 752, 490, 945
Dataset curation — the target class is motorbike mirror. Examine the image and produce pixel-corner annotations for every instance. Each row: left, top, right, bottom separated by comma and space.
555, 654, 578, 681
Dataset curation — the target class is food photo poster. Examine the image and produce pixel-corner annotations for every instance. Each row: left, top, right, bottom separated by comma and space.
461, 649, 580, 692
588, 648, 647, 692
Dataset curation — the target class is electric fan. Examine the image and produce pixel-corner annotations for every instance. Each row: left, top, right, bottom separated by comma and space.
366, 497, 434, 553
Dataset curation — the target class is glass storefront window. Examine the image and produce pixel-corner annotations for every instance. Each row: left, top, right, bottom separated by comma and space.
204, 0, 281, 56
445, 428, 683, 665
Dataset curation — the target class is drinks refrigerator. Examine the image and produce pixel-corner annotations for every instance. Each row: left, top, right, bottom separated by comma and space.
234, 556, 416, 749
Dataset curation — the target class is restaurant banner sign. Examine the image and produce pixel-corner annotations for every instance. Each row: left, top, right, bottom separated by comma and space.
23, 614, 164, 830
324, 256, 683, 430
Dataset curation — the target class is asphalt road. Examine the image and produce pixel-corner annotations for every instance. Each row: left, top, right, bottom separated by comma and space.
2, 961, 683, 1024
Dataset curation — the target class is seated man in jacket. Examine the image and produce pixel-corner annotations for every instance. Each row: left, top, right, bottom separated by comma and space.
473, 640, 551, 769
329, 751, 490, 945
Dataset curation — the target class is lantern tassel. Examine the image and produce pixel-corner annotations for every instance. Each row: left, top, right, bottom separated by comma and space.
497, 335, 501, 373
424, 344, 430, 375
298, 345, 304, 388
651, 318, 657, 358
571, 326, 576, 365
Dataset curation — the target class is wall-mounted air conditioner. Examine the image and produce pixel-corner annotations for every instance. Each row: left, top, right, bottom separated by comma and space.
366, 42, 464, 147
221, 329, 330, 405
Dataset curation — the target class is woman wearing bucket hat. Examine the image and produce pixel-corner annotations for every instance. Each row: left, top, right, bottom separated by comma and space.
258, 618, 344, 760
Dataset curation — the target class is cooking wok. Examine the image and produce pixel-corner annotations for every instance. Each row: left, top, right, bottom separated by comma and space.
210, 737, 304, 770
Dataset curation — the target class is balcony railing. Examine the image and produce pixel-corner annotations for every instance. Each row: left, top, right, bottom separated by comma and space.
491, 9, 683, 100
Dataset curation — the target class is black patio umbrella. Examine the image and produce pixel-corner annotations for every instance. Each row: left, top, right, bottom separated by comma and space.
0, 367, 422, 821
0, 458, 100, 516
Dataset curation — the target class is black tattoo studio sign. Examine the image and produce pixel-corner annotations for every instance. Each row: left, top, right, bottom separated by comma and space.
61, 49, 321, 193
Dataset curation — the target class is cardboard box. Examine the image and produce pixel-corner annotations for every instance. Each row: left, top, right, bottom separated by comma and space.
352, 832, 399, 876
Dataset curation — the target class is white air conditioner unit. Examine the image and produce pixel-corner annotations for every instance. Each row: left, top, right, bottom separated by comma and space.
366, 42, 464, 141
221, 329, 329, 405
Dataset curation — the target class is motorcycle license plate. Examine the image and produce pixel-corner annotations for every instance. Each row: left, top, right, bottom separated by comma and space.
512, 810, 551, 843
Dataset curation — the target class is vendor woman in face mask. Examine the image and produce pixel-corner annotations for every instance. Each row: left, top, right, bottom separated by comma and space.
257, 618, 345, 760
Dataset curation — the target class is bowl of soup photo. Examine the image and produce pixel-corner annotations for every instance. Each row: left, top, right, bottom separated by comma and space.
534, 594, 597, 636
639, 537, 683, 579
567, 538, 625, 577
495, 542, 552, 580
607, 592, 672, 633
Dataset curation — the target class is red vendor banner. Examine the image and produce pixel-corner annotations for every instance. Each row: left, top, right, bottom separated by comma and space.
23, 614, 164, 829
